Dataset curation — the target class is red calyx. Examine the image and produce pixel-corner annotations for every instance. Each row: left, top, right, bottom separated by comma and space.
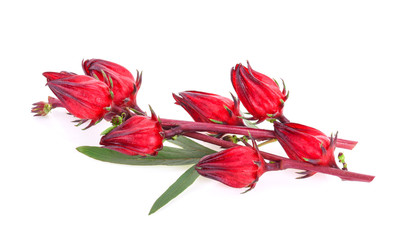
44, 72, 112, 127
195, 145, 266, 190
173, 91, 244, 126
231, 62, 288, 123
82, 59, 142, 109
273, 121, 338, 168
99, 114, 164, 156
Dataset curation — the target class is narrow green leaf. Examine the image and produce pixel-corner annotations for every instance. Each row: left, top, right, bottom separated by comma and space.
76, 136, 216, 166
168, 136, 215, 155
77, 146, 199, 165
149, 165, 199, 215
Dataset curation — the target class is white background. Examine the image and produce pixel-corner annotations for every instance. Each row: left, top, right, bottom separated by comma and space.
1, 0, 405, 239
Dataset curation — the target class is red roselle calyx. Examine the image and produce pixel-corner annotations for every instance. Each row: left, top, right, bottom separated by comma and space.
83, 59, 142, 109
173, 91, 244, 126
231, 62, 288, 123
100, 114, 164, 156
195, 143, 267, 190
44, 72, 112, 127
273, 121, 339, 168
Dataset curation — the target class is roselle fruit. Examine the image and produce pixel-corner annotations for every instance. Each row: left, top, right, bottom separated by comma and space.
273, 121, 339, 168
173, 91, 244, 126
83, 59, 142, 109
231, 62, 288, 122
44, 72, 112, 126
100, 114, 164, 156
196, 145, 266, 190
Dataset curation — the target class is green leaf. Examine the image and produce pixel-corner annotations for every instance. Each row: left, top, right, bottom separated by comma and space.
167, 135, 215, 154
149, 165, 199, 215
76, 136, 215, 166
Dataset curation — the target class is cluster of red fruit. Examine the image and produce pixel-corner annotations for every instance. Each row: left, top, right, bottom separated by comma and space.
32, 59, 374, 192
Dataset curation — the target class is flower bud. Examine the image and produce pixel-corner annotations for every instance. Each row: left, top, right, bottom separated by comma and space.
99, 114, 164, 156
195, 145, 266, 190
82, 59, 142, 108
44, 72, 112, 126
231, 62, 288, 122
273, 121, 338, 168
173, 91, 244, 126
31, 96, 64, 116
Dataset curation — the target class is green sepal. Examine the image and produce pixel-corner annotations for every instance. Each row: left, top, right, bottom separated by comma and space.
223, 105, 233, 117
92, 73, 99, 80
108, 76, 114, 89
285, 90, 290, 100
101, 70, 108, 82
100, 125, 117, 136
209, 119, 224, 124
273, 78, 280, 87
266, 118, 276, 123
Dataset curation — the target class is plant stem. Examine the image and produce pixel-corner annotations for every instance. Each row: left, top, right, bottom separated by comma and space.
162, 119, 275, 140
48, 96, 65, 108
161, 118, 357, 150
277, 114, 290, 123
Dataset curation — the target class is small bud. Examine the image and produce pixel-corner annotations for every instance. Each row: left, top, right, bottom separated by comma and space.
32, 97, 64, 117
111, 115, 123, 126
338, 152, 348, 170
31, 101, 52, 116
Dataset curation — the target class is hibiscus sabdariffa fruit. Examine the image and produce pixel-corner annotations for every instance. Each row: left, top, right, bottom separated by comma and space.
273, 121, 339, 168
44, 71, 112, 127
231, 62, 288, 123
173, 91, 244, 126
195, 143, 266, 190
100, 113, 164, 156
83, 59, 142, 109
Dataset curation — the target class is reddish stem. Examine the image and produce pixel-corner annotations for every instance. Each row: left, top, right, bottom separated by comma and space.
48, 96, 64, 108
277, 114, 290, 123
162, 119, 275, 140
161, 118, 357, 150
335, 138, 358, 150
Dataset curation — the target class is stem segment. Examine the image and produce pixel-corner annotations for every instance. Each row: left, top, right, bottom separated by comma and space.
161, 118, 357, 150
